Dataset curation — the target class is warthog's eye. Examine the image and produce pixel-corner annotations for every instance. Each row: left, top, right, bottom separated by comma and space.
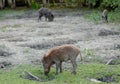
42, 62, 48, 68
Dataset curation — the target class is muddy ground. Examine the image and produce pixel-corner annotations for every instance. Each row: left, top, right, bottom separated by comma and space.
0, 9, 120, 68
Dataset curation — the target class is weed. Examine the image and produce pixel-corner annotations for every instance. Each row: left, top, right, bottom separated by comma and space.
84, 48, 94, 56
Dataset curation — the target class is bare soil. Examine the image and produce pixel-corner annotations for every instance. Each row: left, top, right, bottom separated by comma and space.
0, 9, 120, 68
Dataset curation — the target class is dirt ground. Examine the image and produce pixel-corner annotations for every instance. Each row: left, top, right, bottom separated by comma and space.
0, 9, 120, 68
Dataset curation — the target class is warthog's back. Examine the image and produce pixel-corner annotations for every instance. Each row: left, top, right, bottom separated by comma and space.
39, 7, 50, 14
46, 44, 81, 61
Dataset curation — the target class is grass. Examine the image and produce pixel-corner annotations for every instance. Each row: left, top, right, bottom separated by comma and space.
84, 11, 101, 24
2, 24, 21, 29
84, 10, 120, 24
0, 8, 29, 20
0, 63, 120, 84
0, 24, 21, 32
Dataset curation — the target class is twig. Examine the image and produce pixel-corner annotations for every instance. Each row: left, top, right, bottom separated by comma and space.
106, 59, 113, 65
90, 78, 101, 83
24, 71, 43, 82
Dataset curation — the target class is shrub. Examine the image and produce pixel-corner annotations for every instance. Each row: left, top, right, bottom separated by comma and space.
31, 0, 41, 9
100, 0, 120, 10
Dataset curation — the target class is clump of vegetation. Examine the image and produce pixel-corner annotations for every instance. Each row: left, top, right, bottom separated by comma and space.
84, 48, 94, 56
83, 48, 104, 63
31, 0, 42, 9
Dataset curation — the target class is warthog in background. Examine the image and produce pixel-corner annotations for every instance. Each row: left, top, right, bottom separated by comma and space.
102, 9, 108, 23
42, 44, 82, 76
38, 7, 54, 22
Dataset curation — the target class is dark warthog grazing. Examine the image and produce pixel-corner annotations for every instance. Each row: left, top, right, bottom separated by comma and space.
42, 44, 82, 76
38, 7, 54, 22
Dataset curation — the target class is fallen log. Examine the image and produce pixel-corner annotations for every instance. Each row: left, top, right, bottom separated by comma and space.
23, 71, 43, 82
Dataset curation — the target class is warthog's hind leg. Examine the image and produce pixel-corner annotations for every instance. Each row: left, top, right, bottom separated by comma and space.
55, 61, 61, 75
60, 61, 62, 73
71, 60, 77, 74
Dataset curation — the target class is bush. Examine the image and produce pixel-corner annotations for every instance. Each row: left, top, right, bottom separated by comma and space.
100, 0, 120, 10
31, 0, 41, 9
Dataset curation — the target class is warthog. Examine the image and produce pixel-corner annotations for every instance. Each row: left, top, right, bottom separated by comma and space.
38, 7, 54, 22
102, 9, 108, 23
42, 44, 82, 76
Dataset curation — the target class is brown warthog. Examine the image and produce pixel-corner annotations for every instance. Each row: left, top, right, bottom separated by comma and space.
42, 44, 82, 76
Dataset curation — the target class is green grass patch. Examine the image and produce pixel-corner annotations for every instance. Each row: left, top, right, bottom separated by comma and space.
84, 10, 120, 23
0, 8, 28, 20
84, 11, 101, 24
0, 64, 120, 84
109, 11, 120, 22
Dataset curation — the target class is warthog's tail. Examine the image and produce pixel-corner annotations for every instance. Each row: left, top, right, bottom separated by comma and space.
79, 49, 82, 61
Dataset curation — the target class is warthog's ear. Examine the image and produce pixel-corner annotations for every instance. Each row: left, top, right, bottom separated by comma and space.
43, 54, 47, 58
44, 54, 46, 56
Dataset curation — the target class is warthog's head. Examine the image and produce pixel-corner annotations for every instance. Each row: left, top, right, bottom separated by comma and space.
42, 54, 50, 76
47, 12, 54, 21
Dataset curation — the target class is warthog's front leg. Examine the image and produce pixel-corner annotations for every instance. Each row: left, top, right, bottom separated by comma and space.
38, 14, 43, 22
55, 61, 61, 75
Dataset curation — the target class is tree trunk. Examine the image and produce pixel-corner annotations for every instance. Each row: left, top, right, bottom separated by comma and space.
42, 0, 46, 5
25, 0, 32, 7
59, 0, 63, 3
78, 0, 83, 10
0, 0, 5, 9
7, 0, 16, 8
88, 0, 92, 9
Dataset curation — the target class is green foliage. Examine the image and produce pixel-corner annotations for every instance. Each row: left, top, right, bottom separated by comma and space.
31, 0, 41, 9
100, 0, 120, 10
87, 0, 98, 7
